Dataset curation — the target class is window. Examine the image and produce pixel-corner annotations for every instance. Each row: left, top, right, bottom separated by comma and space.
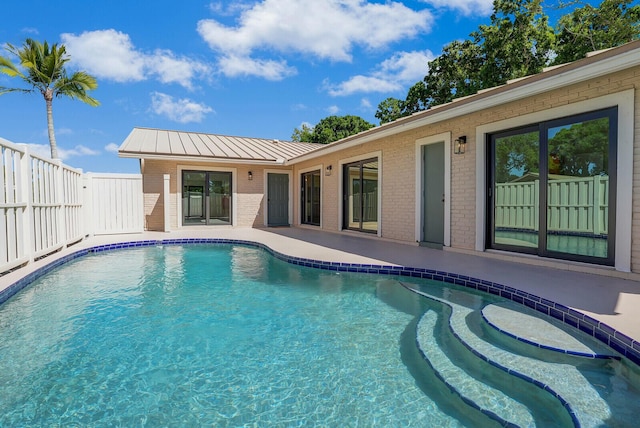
343, 158, 378, 233
301, 170, 321, 226
488, 107, 617, 265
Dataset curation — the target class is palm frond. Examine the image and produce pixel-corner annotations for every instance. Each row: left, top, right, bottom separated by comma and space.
0, 56, 25, 79
0, 86, 32, 95
54, 71, 100, 106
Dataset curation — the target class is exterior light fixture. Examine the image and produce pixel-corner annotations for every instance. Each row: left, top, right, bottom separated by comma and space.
325, 165, 332, 176
248, 171, 253, 181
454, 136, 467, 155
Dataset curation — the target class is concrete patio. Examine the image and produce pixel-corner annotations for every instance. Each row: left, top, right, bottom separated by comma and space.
1, 226, 639, 344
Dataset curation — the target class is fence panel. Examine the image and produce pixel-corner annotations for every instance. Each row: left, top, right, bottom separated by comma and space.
0, 138, 145, 275
30, 155, 64, 258
63, 165, 84, 244
0, 143, 29, 272
85, 173, 143, 235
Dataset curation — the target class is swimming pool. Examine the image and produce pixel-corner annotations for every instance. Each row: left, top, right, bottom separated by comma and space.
0, 243, 638, 426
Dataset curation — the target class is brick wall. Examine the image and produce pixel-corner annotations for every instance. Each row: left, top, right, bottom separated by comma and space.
139, 68, 639, 272
293, 69, 639, 270
142, 160, 290, 230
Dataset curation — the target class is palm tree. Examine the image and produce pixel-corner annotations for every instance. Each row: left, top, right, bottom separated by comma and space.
0, 38, 99, 159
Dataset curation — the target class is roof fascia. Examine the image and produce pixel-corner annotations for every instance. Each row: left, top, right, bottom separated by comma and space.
118, 152, 286, 166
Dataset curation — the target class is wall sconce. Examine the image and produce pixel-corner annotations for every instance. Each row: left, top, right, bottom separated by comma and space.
454, 136, 467, 155
325, 165, 332, 176
248, 171, 253, 181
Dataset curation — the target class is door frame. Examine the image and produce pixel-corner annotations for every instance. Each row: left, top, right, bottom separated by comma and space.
474, 90, 634, 272
298, 164, 323, 227
415, 132, 451, 246
338, 151, 382, 236
177, 165, 237, 228
263, 169, 292, 227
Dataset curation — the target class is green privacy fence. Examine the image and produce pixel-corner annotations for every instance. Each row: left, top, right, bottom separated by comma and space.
495, 176, 609, 236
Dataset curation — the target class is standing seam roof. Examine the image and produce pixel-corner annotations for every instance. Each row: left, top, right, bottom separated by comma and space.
119, 128, 324, 162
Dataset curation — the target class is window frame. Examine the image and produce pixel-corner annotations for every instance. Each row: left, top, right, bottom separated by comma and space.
487, 107, 618, 265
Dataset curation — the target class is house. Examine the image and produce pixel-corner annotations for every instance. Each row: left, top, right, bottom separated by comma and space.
119, 40, 640, 277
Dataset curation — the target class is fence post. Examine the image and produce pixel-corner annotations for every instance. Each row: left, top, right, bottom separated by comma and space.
83, 173, 95, 238
53, 159, 66, 249
163, 174, 170, 232
21, 146, 35, 263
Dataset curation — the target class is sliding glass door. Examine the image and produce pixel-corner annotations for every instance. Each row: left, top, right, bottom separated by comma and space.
301, 170, 321, 226
343, 158, 378, 233
488, 107, 616, 265
182, 170, 232, 226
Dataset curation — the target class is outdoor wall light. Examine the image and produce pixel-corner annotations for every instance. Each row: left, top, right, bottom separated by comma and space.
325, 165, 332, 176
454, 136, 467, 155
248, 171, 253, 181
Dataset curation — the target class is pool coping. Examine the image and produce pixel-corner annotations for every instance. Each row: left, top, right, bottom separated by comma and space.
1, 237, 639, 368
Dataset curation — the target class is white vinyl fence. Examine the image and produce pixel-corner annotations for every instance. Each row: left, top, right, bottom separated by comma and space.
84, 173, 143, 235
0, 138, 143, 275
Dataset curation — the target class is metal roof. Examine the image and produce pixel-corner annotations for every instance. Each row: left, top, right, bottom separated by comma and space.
119, 127, 325, 164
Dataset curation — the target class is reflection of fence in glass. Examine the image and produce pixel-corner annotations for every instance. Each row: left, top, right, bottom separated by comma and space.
495, 176, 608, 236
183, 194, 228, 219
210, 194, 229, 219
351, 191, 378, 222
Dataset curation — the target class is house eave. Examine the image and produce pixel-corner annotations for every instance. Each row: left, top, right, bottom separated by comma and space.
118, 152, 287, 166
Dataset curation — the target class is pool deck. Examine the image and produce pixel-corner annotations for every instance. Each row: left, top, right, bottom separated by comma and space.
2, 227, 640, 345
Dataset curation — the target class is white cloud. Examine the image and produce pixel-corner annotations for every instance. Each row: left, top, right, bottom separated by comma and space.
61, 30, 211, 89
42, 127, 73, 138
64, 145, 101, 157
150, 92, 214, 123
326, 105, 340, 115
420, 0, 493, 16
326, 49, 435, 96
26, 143, 100, 160
218, 54, 296, 80
25, 144, 51, 159
104, 143, 120, 153
198, 0, 433, 79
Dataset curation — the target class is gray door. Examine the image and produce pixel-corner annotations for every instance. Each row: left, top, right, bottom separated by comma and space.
268, 173, 289, 226
422, 142, 445, 247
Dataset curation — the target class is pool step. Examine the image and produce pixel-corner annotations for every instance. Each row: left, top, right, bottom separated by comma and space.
416, 309, 535, 427
481, 301, 619, 360
401, 281, 624, 428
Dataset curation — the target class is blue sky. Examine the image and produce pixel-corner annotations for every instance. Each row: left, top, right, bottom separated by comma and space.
0, 0, 595, 173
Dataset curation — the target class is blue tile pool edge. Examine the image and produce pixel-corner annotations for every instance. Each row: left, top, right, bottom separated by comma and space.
1, 238, 639, 368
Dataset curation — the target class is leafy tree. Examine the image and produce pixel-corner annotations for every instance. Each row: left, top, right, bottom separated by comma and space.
553, 0, 640, 64
0, 39, 99, 159
374, 0, 640, 123
291, 123, 314, 142
375, 0, 555, 122
293, 115, 375, 144
375, 97, 403, 125
478, 0, 554, 86
423, 39, 485, 106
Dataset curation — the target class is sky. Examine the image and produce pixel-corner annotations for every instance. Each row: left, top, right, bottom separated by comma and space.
0, 0, 598, 173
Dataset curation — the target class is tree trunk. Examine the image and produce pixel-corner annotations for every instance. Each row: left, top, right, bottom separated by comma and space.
44, 89, 58, 159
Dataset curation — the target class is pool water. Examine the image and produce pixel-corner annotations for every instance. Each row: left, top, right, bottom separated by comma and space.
0, 244, 638, 427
